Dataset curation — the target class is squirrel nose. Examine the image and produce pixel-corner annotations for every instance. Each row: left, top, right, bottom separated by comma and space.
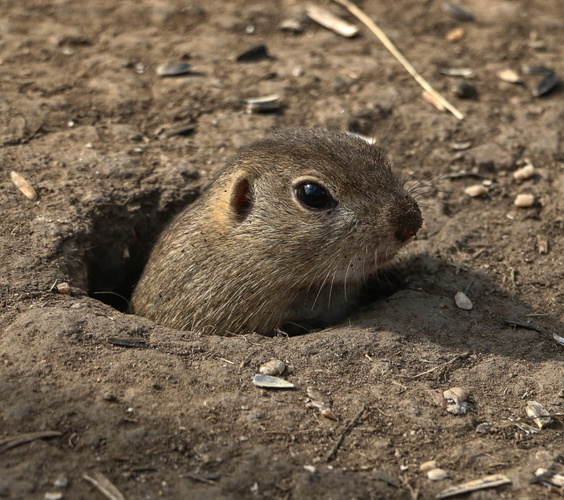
394, 199, 422, 243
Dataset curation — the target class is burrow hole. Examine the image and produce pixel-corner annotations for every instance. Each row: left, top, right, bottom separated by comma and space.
85, 188, 199, 312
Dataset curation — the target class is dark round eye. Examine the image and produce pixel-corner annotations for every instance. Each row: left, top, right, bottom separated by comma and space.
294, 182, 337, 210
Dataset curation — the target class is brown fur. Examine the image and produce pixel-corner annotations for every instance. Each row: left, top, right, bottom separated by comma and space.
131, 129, 422, 335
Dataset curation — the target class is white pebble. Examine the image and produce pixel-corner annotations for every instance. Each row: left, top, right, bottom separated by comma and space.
514, 193, 535, 208
427, 468, 449, 481
513, 164, 534, 182
454, 291, 473, 310
464, 184, 487, 197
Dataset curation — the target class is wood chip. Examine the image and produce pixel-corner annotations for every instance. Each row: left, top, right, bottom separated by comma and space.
10, 171, 38, 200
437, 474, 511, 498
306, 5, 359, 37
83, 471, 126, 500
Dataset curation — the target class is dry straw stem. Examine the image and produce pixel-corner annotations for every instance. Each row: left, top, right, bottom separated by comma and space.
83, 471, 126, 500
331, 0, 465, 120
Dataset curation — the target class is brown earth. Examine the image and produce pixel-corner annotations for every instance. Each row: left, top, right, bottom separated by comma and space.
1, 0, 564, 498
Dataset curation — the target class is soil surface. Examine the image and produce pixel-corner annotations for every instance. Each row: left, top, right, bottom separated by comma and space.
1, 0, 564, 499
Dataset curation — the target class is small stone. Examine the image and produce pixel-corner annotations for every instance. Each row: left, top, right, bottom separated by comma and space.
514, 193, 535, 208
513, 164, 534, 182
258, 359, 286, 376
464, 184, 487, 197
56, 282, 71, 295
454, 291, 473, 310
427, 468, 448, 481
497, 69, 522, 84
45, 493, 63, 500
446, 27, 464, 42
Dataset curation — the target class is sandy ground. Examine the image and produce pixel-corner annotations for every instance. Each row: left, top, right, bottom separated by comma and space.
1, 0, 564, 498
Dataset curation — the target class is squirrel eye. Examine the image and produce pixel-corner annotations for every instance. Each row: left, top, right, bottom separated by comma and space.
294, 182, 337, 210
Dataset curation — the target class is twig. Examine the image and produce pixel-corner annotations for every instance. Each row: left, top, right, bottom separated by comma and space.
0, 431, 62, 455
180, 472, 219, 485
326, 404, 366, 461
409, 352, 469, 379
83, 471, 126, 500
331, 0, 464, 120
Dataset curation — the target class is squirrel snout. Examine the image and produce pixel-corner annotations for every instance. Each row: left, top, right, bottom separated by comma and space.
393, 200, 422, 243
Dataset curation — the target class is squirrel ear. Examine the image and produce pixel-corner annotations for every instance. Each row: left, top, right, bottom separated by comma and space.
229, 175, 253, 222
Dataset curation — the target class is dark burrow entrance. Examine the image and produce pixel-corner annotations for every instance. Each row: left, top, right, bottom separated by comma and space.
85, 188, 199, 312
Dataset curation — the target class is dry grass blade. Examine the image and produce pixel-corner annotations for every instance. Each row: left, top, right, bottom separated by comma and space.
306, 4, 359, 37
83, 471, 126, 500
0, 431, 62, 455
326, 404, 366, 461
437, 474, 511, 498
331, 0, 464, 120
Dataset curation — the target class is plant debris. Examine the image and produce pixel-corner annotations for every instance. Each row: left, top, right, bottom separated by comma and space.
437, 474, 511, 498
10, 171, 38, 200
305, 5, 359, 37
156, 62, 193, 77
252, 374, 295, 389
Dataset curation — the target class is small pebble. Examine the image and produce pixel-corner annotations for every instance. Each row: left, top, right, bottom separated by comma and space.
513, 164, 534, 182
497, 69, 522, 84
454, 291, 473, 310
446, 27, 464, 42
464, 184, 487, 197
259, 359, 286, 376
514, 193, 535, 208
44, 493, 63, 500
428, 468, 449, 481
56, 282, 71, 295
